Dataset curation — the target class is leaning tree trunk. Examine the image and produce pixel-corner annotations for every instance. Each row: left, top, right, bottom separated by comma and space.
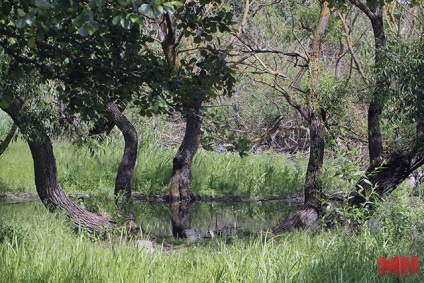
3, 100, 114, 234
349, 87, 424, 206
165, 108, 201, 202
273, 0, 330, 233
0, 122, 17, 156
349, 148, 424, 206
104, 100, 137, 222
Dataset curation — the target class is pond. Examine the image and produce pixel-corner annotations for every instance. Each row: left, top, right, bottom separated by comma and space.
0, 197, 302, 240
133, 199, 302, 239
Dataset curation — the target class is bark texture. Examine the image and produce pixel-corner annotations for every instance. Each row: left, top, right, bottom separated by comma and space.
273, 1, 330, 232
104, 100, 137, 222
158, 14, 201, 202
3, 100, 114, 234
349, 148, 424, 206
165, 110, 201, 201
349, 89, 424, 206
349, 0, 387, 164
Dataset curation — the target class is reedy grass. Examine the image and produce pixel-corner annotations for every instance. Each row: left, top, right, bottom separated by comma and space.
1, 201, 423, 283
1, 138, 305, 199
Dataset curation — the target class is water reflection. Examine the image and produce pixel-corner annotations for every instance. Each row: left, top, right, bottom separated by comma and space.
134, 200, 302, 239
0, 198, 302, 239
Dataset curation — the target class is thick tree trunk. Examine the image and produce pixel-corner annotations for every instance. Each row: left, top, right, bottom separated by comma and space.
165, 109, 201, 202
349, 148, 424, 206
28, 136, 115, 233
3, 100, 114, 234
104, 100, 137, 222
0, 122, 17, 155
350, 88, 424, 206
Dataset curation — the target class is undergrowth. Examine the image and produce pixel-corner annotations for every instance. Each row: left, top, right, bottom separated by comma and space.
0, 139, 305, 199
0, 200, 423, 283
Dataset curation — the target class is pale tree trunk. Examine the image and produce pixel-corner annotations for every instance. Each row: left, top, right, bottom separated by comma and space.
273, 1, 331, 233
165, 109, 201, 201
3, 100, 114, 234
104, 100, 137, 223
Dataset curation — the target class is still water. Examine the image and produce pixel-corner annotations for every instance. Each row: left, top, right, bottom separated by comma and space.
133, 200, 302, 238
0, 198, 302, 239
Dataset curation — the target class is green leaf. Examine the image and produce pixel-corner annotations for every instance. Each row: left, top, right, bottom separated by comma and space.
86, 21, 99, 35
35, 0, 47, 7
25, 14, 36, 25
151, 6, 162, 18
129, 14, 140, 23
138, 4, 151, 16
27, 37, 36, 48
17, 9, 26, 17
165, 1, 183, 6
112, 15, 121, 25
79, 26, 88, 37
94, 0, 106, 7
16, 18, 26, 29
163, 6, 174, 14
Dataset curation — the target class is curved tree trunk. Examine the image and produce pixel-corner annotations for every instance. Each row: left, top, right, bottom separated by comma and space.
104, 100, 138, 222
165, 108, 201, 202
273, 1, 330, 233
90, 103, 126, 137
3, 100, 114, 234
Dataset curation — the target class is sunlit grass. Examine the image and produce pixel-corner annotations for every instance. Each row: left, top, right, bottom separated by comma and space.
1, 201, 423, 283
1, 139, 305, 199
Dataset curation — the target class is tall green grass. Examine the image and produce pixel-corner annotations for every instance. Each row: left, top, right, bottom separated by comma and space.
1, 200, 423, 283
1, 137, 305, 199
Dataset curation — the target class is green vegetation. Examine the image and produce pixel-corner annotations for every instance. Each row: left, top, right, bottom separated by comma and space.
0, 138, 305, 199
1, 0, 424, 281
1, 195, 423, 283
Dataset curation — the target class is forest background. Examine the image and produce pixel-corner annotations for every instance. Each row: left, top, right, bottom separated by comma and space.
1, 0, 424, 281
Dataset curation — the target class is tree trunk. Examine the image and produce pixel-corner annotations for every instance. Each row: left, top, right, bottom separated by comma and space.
0, 122, 18, 156
350, 87, 424, 206
3, 100, 114, 234
104, 100, 137, 222
348, 1, 387, 164
368, 9, 386, 164
90, 103, 126, 137
165, 108, 201, 202
273, 1, 330, 232
349, 148, 424, 206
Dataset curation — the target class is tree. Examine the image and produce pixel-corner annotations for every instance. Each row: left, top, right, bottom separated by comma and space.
0, 0, 179, 229
143, 1, 236, 202
0, 59, 114, 233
